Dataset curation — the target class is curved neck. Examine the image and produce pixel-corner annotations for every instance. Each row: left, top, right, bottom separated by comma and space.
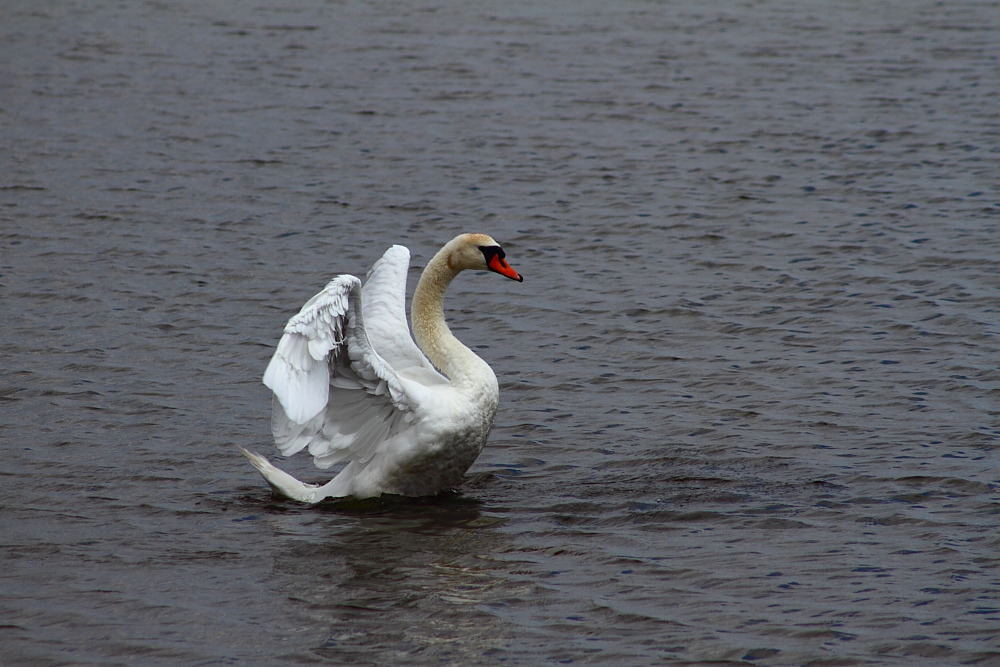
411, 248, 488, 385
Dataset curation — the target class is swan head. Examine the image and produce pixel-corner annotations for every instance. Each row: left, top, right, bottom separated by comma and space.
445, 233, 523, 282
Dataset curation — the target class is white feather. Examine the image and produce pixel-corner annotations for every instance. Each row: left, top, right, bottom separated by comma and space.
244, 234, 521, 501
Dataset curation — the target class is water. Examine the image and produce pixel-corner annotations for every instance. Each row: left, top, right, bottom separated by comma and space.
2, 0, 999, 664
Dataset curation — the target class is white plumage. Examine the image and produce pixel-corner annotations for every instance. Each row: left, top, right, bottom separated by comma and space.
241, 233, 523, 502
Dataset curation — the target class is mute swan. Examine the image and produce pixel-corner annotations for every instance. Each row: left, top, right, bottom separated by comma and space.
241, 233, 523, 502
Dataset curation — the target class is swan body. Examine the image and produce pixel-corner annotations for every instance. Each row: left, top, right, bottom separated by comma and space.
242, 233, 523, 502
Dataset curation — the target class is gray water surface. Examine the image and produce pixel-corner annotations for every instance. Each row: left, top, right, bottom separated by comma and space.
2, 1, 999, 664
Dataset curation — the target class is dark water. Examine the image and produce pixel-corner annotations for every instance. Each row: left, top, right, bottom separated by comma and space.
3, 0, 999, 664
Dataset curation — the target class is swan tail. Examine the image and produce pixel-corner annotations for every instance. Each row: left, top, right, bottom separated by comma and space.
240, 447, 323, 504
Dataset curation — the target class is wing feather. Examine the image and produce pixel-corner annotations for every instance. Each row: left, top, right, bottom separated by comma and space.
262, 247, 443, 469
361, 245, 441, 375
262, 275, 356, 425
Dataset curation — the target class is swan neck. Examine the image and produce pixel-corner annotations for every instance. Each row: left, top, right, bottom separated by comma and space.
411, 248, 485, 383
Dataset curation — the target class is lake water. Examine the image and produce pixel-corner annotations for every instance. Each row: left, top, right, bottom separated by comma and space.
2, 0, 998, 664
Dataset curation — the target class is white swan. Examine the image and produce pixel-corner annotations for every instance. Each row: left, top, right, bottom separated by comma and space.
241, 233, 523, 502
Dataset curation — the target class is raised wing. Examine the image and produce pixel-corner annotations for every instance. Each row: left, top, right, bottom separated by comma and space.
360, 245, 439, 374
262, 275, 356, 425
261, 247, 444, 470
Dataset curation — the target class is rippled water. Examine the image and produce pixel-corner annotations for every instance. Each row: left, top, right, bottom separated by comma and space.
3, 0, 999, 664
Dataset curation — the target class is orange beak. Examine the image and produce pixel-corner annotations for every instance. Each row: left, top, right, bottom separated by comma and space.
488, 253, 523, 282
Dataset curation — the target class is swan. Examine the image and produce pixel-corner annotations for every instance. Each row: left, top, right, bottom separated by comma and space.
240, 233, 523, 502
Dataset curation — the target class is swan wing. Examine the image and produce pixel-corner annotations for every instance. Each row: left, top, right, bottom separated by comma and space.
360, 245, 440, 375
262, 274, 360, 425
261, 254, 443, 469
